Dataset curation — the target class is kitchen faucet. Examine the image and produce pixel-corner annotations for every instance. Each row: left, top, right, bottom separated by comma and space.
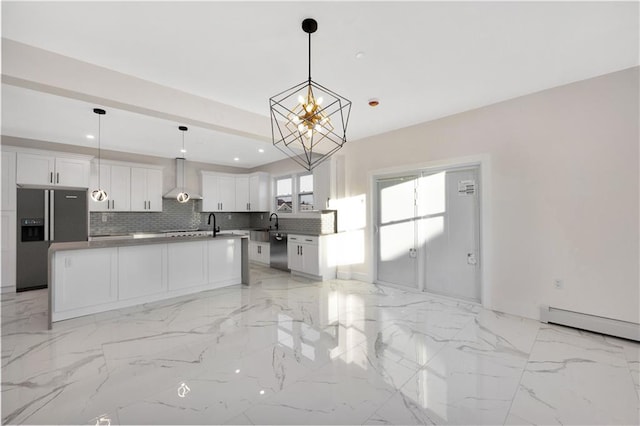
208, 213, 220, 237
269, 213, 279, 230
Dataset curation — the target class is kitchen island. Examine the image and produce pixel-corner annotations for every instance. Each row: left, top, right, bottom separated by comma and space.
47, 234, 248, 328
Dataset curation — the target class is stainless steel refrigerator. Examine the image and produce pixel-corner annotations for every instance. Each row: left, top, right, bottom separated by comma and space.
16, 188, 88, 292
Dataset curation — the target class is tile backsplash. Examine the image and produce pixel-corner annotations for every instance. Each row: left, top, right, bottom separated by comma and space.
90, 200, 336, 235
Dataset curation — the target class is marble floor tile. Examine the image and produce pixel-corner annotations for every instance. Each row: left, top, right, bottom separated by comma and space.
506, 325, 639, 425
1, 265, 638, 425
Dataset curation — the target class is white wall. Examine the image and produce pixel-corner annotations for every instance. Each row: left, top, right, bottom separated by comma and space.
339, 67, 639, 324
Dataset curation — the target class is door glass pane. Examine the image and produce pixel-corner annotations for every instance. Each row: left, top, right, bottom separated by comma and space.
380, 178, 416, 224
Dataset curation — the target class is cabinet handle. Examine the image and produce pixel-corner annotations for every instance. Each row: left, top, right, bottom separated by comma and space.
305, 239, 313, 242
50, 172, 53, 183
112, 200, 115, 209
300, 245, 303, 256
56, 172, 60, 184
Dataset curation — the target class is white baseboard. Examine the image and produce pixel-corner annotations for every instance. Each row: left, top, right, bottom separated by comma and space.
540, 305, 639, 342
350, 272, 370, 283
336, 271, 351, 280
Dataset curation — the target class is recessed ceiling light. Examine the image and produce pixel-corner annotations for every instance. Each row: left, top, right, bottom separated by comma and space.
355, 51, 365, 59
234, 157, 239, 162
86, 134, 95, 139
180, 149, 187, 153
258, 148, 265, 153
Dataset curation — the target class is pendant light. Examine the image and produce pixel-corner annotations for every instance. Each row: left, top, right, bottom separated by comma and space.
269, 18, 352, 171
90, 108, 108, 202
176, 126, 190, 203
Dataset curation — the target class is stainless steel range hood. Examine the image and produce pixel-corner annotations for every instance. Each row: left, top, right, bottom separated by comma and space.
163, 158, 202, 200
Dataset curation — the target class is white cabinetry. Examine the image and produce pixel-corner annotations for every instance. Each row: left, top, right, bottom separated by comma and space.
50, 237, 247, 323
203, 172, 270, 212
201, 172, 236, 212
313, 157, 337, 211
119, 244, 167, 299
249, 241, 270, 265
1, 150, 17, 292
2, 151, 17, 210
249, 172, 270, 211
167, 241, 208, 290
1, 211, 16, 291
53, 248, 118, 312
208, 238, 241, 288
287, 234, 336, 280
89, 163, 131, 212
235, 176, 250, 211
16, 152, 90, 188
131, 167, 163, 212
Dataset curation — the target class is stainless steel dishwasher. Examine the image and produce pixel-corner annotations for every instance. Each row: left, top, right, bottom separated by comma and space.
270, 232, 289, 271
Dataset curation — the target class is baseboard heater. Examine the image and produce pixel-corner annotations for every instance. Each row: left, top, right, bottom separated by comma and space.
540, 305, 640, 342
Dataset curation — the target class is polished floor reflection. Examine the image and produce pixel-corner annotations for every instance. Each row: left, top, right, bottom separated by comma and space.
2, 265, 639, 425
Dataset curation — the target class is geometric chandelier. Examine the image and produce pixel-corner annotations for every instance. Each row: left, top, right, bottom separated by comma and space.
270, 18, 351, 171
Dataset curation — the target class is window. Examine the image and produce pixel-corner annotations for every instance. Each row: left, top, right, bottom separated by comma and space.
273, 173, 315, 213
275, 176, 293, 212
298, 173, 314, 211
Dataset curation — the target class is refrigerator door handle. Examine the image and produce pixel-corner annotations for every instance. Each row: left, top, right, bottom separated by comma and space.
50, 190, 55, 241
44, 190, 49, 241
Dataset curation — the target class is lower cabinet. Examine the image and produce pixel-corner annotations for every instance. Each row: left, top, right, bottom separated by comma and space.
53, 247, 118, 312
119, 245, 167, 300
287, 234, 335, 280
1, 211, 16, 292
249, 241, 270, 265
168, 241, 208, 290
208, 238, 241, 288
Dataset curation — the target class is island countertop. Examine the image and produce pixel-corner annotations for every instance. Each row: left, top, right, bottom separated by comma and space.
50, 234, 248, 253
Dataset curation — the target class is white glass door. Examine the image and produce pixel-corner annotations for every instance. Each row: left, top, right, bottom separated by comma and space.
375, 175, 419, 288
419, 168, 480, 301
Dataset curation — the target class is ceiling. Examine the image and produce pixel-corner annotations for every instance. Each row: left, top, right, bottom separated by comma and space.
2, 1, 638, 168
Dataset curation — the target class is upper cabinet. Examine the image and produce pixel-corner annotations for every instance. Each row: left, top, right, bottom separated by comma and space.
89, 163, 132, 212
16, 152, 90, 188
249, 173, 270, 212
202, 172, 236, 212
312, 157, 337, 211
236, 172, 270, 212
235, 176, 250, 211
130, 167, 163, 212
1, 151, 17, 211
202, 171, 270, 212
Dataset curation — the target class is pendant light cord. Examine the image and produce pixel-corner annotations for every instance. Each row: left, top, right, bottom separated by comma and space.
308, 31, 312, 82
182, 131, 186, 192
97, 114, 101, 188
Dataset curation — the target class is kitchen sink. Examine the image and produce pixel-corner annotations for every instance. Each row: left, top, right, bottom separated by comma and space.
249, 229, 270, 242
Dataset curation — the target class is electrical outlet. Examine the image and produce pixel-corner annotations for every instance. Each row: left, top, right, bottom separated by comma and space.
260, 214, 264, 220
101, 213, 107, 222
227, 214, 232, 220
554, 279, 564, 289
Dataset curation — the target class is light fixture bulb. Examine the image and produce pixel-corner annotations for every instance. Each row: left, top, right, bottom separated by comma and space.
316, 97, 323, 105
298, 123, 305, 133
177, 192, 190, 203
91, 189, 108, 202
307, 129, 312, 139
298, 95, 305, 105
305, 103, 313, 113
